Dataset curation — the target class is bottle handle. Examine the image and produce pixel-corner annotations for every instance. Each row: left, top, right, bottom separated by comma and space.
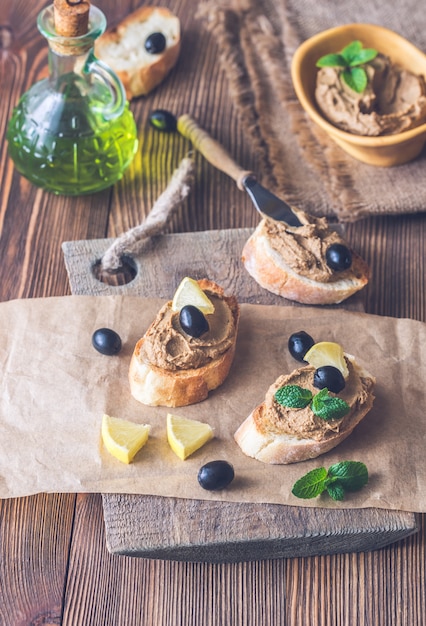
86, 56, 127, 120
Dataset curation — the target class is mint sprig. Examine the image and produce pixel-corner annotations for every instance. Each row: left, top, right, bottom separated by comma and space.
292, 461, 369, 501
274, 385, 349, 421
316, 40, 378, 93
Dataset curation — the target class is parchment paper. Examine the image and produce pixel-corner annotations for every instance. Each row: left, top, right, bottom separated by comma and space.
0, 295, 425, 512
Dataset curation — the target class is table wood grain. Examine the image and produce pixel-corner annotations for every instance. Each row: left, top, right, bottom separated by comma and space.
0, 1, 425, 624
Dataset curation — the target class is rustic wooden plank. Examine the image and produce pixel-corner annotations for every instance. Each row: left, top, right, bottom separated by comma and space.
346, 214, 426, 321
0, 494, 76, 625
62, 227, 417, 561
61, 227, 365, 307
102, 494, 418, 562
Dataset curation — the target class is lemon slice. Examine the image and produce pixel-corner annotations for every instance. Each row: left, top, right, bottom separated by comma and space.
171, 277, 215, 314
166, 413, 214, 460
304, 341, 349, 379
101, 414, 151, 464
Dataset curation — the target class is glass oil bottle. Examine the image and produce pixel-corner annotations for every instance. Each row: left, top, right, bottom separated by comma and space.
7, 1, 138, 195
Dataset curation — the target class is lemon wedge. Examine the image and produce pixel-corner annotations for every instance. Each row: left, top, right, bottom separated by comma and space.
171, 277, 215, 314
101, 414, 151, 464
166, 413, 214, 460
304, 341, 349, 379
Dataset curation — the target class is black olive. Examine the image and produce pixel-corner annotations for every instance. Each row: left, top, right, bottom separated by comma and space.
325, 243, 352, 271
144, 32, 166, 54
313, 366, 346, 393
179, 305, 209, 338
288, 331, 315, 362
148, 109, 177, 133
198, 460, 235, 491
92, 328, 122, 356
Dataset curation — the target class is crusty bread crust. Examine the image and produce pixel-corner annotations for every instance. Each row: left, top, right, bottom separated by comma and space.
129, 280, 240, 407
242, 220, 369, 305
234, 358, 375, 464
95, 7, 181, 99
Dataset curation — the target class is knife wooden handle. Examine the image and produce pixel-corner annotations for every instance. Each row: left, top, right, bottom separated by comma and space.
177, 114, 254, 190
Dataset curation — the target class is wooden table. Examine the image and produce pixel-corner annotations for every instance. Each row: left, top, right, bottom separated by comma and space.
0, 1, 425, 624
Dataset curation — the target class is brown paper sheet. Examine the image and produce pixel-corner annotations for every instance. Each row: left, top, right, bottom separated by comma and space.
0, 295, 425, 512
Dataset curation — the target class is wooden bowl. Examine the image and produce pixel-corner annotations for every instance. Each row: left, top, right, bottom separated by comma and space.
291, 23, 426, 166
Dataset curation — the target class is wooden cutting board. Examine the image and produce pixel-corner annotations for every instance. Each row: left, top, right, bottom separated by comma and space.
62, 228, 418, 562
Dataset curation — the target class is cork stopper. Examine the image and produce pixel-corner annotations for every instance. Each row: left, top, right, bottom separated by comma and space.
53, 0, 90, 38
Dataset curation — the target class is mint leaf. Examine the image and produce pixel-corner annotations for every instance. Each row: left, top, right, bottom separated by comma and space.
326, 482, 346, 501
316, 53, 346, 68
341, 40, 363, 63
316, 40, 378, 94
291, 467, 328, 499
328, 461, 369, 492
311, 388, 350, 420
292, 461, 369, 501
274, 385, 313, 409
341, 67, 368, 93
349, 48, 378, 66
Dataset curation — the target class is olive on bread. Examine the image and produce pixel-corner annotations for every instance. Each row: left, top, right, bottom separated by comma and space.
234, 349, 375, 464
95, 6, 181, 99
242, 210, 369, 305
129, 279, 240, 407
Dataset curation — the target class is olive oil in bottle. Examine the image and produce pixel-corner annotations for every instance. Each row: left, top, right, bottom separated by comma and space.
7, 2, 138, 195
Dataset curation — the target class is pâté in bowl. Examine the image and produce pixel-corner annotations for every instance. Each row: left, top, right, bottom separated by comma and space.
291, 23, 426, 166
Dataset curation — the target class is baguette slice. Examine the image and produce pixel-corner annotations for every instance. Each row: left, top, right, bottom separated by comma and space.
234, 356, 375, 464
95, 7, 180, 99
242, 218, 369, 305
129, 280, 240, 407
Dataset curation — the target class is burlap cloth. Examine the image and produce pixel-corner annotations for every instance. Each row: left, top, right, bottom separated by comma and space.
197, 0, 426, 221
